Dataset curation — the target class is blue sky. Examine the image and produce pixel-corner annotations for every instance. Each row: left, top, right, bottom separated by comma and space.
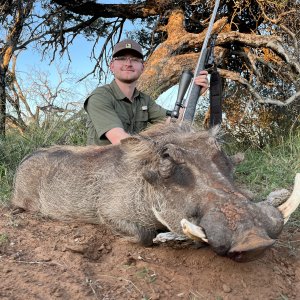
17, 35, 179, 110
16, 1, 179, 110
17, 35, 101, 101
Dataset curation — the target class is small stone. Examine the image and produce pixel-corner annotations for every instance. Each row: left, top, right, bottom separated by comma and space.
125, 256, 136, 266
3, 268, 12, 273
98, 244, 105, 251
273, 266, 282, 275
36, 255, 52, 262
222, 284, 232, 293
64, 244, 86, 254
177, 292, 185, 297
12, 251, 24, 260
34, 247, 52, 261
241, 280, 247, 288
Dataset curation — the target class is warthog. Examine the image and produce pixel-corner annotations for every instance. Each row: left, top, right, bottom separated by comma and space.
11, 123, 300, 261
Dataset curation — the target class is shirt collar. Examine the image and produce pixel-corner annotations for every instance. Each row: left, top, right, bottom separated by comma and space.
110, 80, 140, 101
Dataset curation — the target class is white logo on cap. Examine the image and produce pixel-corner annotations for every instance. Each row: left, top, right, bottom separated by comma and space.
125, 43, 132, 49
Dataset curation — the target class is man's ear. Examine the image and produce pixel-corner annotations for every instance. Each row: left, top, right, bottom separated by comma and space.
109, 60, 114, 73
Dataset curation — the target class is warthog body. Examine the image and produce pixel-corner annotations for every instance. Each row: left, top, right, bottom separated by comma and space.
12, 123, 299, 261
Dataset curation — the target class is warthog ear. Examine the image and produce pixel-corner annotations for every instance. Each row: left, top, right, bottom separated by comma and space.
120, 136, 157, 162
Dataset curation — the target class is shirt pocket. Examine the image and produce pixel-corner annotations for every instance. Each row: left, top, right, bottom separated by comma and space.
134, 108, 149, 133
135, 107, 149, 121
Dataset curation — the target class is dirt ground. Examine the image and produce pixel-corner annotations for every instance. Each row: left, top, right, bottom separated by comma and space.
0, 205, 299, 300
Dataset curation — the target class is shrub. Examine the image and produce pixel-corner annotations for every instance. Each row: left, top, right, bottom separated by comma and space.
0, 110, 87, 204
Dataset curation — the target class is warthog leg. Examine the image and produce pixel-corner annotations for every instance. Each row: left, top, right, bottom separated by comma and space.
180, 219, 208, 243
278, 173, 300, 224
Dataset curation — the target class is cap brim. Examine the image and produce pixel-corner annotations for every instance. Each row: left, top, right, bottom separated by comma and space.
113, 49, 143, 59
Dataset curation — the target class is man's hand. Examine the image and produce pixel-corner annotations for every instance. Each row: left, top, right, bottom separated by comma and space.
166, 70, 209, 124
195, 70, 209, 95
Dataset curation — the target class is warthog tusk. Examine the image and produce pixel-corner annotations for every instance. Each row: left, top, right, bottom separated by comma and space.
278, 173, 300, 224
153, 232, 188, 243
181, 219, 208, 243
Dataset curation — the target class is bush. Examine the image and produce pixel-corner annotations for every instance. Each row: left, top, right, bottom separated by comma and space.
233, 130, 300, 196
231, 130, 300, 226
0, 110, 87, 204
222, 85, 299, 147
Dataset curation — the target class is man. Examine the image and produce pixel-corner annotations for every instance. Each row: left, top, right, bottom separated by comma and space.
84, 39, 208, 145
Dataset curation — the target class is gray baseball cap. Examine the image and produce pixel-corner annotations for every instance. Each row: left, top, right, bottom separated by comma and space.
112, 39, 143, 58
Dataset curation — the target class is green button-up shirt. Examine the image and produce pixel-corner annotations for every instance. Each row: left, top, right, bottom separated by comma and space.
84, 80, 167, 145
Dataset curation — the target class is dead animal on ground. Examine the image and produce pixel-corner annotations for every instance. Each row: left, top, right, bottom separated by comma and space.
11, 123, 300, 262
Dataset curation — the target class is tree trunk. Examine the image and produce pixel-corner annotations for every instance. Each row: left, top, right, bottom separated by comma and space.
0, 67, 6, 136
0, 0, 34, 135
137, 10, 227, 99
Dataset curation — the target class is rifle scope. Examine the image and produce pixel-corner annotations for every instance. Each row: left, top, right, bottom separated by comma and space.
171, 70, 193, 118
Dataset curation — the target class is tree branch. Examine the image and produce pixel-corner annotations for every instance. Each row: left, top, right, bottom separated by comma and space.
219, 68, 300, 106
52, 0, 171, 18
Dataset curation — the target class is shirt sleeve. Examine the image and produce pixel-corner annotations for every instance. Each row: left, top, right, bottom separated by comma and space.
147, 97, 167, 123
85, 89, 124, 140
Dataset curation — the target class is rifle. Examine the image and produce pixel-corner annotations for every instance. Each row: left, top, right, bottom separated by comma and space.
170, 70, 193, 119
170, 0, 221, 124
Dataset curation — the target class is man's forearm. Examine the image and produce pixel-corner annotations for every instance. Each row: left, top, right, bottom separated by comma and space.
105, 127, 130, 144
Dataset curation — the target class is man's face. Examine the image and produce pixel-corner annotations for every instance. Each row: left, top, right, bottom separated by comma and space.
110, 51, 144, 84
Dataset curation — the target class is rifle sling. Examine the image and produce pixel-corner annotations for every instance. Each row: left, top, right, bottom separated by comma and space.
209, 69, 222, 127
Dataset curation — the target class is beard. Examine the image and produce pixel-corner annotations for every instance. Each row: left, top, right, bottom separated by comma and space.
119, 77, 138, 84
114, 68, 142, 84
